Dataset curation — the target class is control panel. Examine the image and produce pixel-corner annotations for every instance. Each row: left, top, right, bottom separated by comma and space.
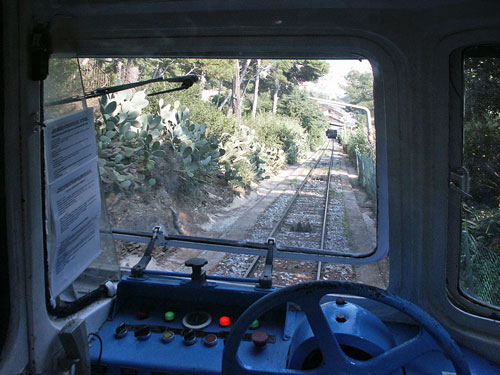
89, 273, 290, 375
89, 260, 500, 375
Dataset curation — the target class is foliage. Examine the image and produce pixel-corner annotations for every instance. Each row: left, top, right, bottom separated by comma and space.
341, 70, 374, 112
96, 90, 223, 192
464, 120, 500, 207
159, 99, 224, 177
97, 90, 165, 192
219, 125, 286, 186
463, 204, 500, 255
461, 204, 500, 305
246, 113, 308, 164
51, 57, 337, 195
464, 56, 500, 122
284, 60, 330, 86
460, 55, 500, 305
339, 126, 374, 161
463, 56, 500, 207
277, 88, 329, 150
148, 85, 237, 141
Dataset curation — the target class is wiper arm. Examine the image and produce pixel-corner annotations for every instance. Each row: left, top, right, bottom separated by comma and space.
130, 226, 164, 278
45, 74, 198, 107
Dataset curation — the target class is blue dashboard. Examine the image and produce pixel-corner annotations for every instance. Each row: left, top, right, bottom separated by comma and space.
89, 273, 499, 375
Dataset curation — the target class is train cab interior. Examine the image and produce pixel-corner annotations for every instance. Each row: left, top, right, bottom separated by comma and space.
1, 1, 500, 374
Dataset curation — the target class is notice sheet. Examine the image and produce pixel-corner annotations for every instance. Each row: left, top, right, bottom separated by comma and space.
45, 109, 102, 297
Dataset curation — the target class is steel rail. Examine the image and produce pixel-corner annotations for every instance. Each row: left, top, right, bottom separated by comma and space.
316, 140, 336, 280
243, 139, 334, 279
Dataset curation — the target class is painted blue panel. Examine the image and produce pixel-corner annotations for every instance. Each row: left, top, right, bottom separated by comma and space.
89, 277, 500, 375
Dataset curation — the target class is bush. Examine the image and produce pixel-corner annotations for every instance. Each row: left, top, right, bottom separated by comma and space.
339, 126, 374, 161
245, 113, 308, 164
219, 125, 286, 186
278, 87, 329, 150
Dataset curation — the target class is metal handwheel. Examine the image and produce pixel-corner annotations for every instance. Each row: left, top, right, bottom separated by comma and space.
222, 281, 471, 375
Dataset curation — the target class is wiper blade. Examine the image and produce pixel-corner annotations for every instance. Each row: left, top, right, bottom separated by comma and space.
45, 74, 198, 107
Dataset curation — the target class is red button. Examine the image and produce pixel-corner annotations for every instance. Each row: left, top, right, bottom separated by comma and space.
219, 316, 231, 327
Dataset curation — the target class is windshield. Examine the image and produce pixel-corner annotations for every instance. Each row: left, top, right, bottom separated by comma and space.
44, 57, 388, 294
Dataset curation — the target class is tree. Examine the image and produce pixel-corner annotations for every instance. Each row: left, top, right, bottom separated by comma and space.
341, 70, 374, 112
463, 56, 500, 207
278, 87, 328, 149
464, 57, 500, 122
264, 60, 329, 113
251, 59, 262, 117
285, 60, 330, 86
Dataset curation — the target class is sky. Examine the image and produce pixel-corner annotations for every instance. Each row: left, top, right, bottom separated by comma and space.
304, 60, 372, 99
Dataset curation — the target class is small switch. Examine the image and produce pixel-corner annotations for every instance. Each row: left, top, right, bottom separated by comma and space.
115, 323, 128, 339
135, 325, 151, 341
251, 331, 268, 348
183, 329, 197, 345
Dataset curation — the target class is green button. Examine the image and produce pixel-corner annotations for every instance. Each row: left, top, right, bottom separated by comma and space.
250, 320, 259, 329
165, 311, 175, 321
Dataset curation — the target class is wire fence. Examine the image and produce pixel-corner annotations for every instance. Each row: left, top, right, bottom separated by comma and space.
460, 230, 500, 306
355, 150, 377, 212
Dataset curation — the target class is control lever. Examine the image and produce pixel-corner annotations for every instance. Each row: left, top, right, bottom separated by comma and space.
185, 257, 208, 282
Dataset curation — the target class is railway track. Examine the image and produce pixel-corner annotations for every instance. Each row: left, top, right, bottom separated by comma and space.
209, 139, 355, 286
242, 139, 355, 286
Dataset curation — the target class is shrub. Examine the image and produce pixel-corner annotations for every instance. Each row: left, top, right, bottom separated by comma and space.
246, 113, 308, 164
277, 87, 329, 150
339, 126, 374, 161
219, 125, 286, 186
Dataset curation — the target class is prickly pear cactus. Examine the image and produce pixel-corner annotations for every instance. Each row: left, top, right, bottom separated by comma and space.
159, 99, 224, 178
96, 90, 227, 192
97, 90, 165, 192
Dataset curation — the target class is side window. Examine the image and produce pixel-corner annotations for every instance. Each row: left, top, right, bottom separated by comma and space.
458, 47, 500, 308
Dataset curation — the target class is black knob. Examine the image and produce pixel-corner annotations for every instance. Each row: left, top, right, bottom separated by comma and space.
185, 258, 208, 282
336, 297, 346, 305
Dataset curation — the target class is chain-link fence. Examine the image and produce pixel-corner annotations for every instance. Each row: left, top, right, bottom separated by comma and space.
460, 230, 500, 306
355, 150, 377, 212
